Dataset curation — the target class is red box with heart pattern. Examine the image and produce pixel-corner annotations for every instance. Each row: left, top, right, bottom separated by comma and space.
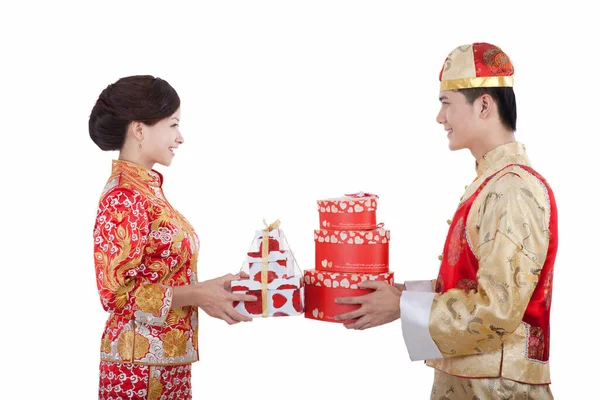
314, 227, 390, 273
317, 194, 378, 230
303, 270, 394, 323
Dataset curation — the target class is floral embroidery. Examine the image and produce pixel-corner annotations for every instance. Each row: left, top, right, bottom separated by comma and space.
447, 217, 466, 266
544, 269, 553, 310
99, 361, 191, 399
95, 160, 199, 365
135, 284, 166, 314
527, 326, 545, 361
483, 46, 514, 76
435, 276, 444, 293
456, 279, 478, 292
117, 330, 150, 362
163, 329, 187, 358
100, 334, 111, 353
148, 377, 163, 400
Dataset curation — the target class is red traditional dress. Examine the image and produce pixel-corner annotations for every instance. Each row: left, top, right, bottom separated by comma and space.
401, 142, 557, 399
94, 160, 199, 399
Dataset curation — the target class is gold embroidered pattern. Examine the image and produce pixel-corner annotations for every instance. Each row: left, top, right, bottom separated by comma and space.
447, 217, 466, 266
148, 376, 163, 400
163, 329, 187, 358
117, 331, 150, 362
483, 46, 514, 76
94, 160, 200, 366
427, 142, 554, 384
135, 284, 166, 315
100, 334, 111, 353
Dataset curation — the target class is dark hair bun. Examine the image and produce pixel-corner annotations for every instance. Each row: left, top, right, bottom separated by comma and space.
89, 75, 180, 151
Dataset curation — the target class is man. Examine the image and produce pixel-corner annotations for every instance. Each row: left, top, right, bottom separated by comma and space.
335, 43, 558, 399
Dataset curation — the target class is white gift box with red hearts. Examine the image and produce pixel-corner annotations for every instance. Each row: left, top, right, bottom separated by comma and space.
231, 277, 304, 318
249, 228, 286, 253
245, 250, 294, 282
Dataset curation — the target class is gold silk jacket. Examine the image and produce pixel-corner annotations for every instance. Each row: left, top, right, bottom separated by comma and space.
401, 142, 557, 385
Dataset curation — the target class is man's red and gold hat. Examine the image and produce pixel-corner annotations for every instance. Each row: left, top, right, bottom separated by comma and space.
439, 42, 514, 91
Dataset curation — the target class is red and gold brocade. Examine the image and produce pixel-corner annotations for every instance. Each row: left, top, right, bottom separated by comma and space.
99, 361, 192, 400
94, 160, 199, 366
426, 142, 557, 384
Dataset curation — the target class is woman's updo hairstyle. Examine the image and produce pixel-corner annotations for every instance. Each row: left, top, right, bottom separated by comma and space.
89, 75, 180, 151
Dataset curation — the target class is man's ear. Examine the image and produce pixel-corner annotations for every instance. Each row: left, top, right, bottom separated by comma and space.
478, 94, 494, 119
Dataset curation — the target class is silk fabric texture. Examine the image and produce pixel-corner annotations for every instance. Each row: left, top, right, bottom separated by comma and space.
424, 142, 557, 387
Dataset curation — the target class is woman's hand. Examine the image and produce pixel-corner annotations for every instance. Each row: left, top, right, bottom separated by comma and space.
172, 272, 258, 324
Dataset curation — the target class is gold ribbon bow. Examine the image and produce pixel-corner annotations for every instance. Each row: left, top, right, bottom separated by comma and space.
261, 219, 280, 317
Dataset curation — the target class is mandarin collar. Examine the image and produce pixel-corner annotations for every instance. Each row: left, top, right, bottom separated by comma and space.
112, 159, 163, 187
475, 141, 528, 178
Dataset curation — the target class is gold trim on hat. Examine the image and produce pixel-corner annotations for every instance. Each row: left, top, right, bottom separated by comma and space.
440, 76, 513, 91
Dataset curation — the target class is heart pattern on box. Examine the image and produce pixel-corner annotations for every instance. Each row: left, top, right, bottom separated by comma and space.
304, 269, 394, 286
311, 194, 393, 323
231, 225, 304, 319
272, 293, 287, 308
234, 287, 302, 317
314, 228, 390, 244
292, 290, 302, 312
243, 290, 262, 315
318, 196, 377, 214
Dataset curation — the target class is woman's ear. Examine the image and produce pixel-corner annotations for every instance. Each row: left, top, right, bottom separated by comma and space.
131, 121, 144, 140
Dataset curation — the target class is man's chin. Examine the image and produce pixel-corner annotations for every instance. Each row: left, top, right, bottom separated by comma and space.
448, 142, 460, 151
447, 140, 466, 152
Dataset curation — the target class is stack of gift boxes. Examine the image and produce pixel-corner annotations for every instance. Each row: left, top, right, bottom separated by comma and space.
231, 223, 304, 318
304, 193, 394, 323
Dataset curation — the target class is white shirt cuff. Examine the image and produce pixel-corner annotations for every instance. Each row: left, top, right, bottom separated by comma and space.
400, 291, 443, 361
404, 280, 434, 292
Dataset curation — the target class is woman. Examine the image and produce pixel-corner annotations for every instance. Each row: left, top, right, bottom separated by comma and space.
89, 75, 257, 399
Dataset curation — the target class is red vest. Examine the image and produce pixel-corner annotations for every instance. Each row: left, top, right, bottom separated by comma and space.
435, 164, 558, 362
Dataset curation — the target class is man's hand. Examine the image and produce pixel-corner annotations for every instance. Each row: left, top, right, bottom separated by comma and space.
394, 282, 406, 292
334, 281, 403, 330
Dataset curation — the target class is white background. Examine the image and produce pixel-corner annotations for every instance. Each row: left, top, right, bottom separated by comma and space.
1, 0, 598, 398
